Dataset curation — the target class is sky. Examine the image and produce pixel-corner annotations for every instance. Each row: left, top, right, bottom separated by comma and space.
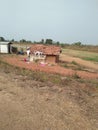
0, 0, 98, 44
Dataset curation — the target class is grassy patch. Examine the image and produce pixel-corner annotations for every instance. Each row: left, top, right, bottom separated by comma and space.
62, 63, 68, 68
73, 73, 81, 79
71, 61, 78, 65
0, 59, 62, 85
62, 49, 98, 62
82, 57, 98, 62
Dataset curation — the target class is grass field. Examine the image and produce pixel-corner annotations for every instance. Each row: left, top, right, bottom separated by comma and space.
62, 49, 98, 62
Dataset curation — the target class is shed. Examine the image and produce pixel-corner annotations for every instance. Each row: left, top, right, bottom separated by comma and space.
0, 42, 13, 53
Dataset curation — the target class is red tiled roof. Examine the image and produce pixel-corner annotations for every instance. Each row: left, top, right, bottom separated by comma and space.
30, 44, 61, 55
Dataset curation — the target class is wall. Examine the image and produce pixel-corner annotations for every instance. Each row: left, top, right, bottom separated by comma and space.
46, 55, 57, 63
0, 45, 8, 53
56, 55, 59, 62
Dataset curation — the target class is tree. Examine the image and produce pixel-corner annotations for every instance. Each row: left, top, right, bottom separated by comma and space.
73, 42, 82, 46
45, 39, 53, 44
11, 39, 14, 42
56, 41, 60, 45
0, 37, 5, 41
60, 43, 65, 48
41, 39, 44, 44
20, 39, 26, 43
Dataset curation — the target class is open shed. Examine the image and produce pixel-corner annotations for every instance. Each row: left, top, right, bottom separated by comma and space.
0, 42, 13, 53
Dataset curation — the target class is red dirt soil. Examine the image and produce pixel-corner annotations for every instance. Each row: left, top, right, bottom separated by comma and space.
3, 55, 98, 79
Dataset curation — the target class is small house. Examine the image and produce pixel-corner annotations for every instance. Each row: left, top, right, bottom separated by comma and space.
30, 44, 61, 63
0, 42, 13, 53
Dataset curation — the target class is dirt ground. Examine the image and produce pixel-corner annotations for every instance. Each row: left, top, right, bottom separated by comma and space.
60, 54, 98, 70
2, 55, 98, 79
0, 65, 98, 130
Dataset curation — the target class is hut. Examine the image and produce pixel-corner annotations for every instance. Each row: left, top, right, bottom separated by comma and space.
30, 44, 61, 63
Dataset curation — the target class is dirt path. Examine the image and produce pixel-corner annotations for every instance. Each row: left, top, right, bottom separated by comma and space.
0, 70, 98, 130
60, 54, 98, 70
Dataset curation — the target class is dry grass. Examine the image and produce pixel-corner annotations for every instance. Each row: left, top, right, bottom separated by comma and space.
62, 49, 98, 62
0, 56, 98, 130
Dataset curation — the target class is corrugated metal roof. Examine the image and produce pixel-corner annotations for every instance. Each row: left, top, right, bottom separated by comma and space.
0, 42, 12, 45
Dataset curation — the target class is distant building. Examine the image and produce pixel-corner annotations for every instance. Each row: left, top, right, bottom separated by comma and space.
30, 44, 62, 63
0, 42, 13, 53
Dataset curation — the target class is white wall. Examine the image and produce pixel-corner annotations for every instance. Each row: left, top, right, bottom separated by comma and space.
0, 45, 8, 53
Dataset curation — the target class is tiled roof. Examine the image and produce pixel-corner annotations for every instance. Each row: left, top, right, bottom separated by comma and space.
30, 44, 61, 55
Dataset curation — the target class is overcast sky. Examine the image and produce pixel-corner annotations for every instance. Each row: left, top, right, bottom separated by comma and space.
0, 0, 98, 44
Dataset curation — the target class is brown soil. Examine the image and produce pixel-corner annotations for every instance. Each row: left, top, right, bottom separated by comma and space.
0, 65, 98, 130
60, 54, 98, 70
2, 55, 98, 79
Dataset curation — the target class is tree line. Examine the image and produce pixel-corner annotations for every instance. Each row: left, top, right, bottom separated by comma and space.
0, 37, 60, 45
0, 36, 98, 47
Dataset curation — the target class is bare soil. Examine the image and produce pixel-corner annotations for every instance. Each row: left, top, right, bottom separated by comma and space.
0, 63, 98, 130
60, 54, 98, 70
2, 55, 98, 79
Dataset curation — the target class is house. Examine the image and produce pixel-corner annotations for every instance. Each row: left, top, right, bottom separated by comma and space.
0, 42, 13, 53
30, 44, 61, 63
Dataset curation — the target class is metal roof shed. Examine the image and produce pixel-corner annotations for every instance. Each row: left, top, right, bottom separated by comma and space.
0, 42, 13, 53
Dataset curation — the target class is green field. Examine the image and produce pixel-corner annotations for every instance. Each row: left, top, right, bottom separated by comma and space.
62, 49, 98, 62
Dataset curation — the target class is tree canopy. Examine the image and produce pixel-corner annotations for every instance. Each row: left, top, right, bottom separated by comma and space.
0, 37, 5, 41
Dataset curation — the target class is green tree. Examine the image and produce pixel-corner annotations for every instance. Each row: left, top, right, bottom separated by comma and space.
11, 39, 14, 42
0, 37, 5, 41
73, 42, 82, 46
45, 39, 53, 44
56, 41, 60, 45
60, 43, 65, 48
20, 39, 26, 42
41, 39, 44, 44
